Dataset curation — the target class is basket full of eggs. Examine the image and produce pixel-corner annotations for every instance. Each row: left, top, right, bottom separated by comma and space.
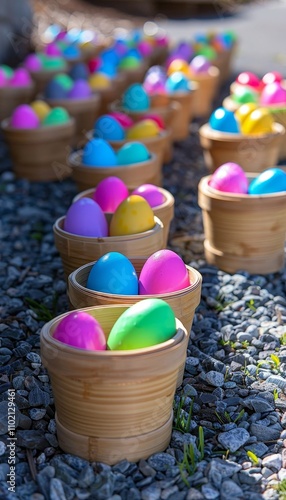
40, 300, 188, 464
1, 102, 75, 182
23, 51, 68, 96
0, 66, 35, 122
198, 163, 286, 274
199, 105, 285, 173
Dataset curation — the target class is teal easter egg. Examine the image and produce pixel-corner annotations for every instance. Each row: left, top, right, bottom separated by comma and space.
107, 298, 176, 350
117, 142, 150, 165
248, 168, 286, 195
42, 107, 70, 126
122, 83, 150, 112
94, 115, 125, 141
165, 72, 190, 93
209, 107, 240, 133
86, 252, 138, 294
82, 138, 118, 167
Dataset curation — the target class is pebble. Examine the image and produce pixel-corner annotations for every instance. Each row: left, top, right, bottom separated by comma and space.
218, 428, 250, 452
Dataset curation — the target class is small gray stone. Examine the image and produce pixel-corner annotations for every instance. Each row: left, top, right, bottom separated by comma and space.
26, 352, 42, 364
50, 478, 67, 500
238, 470, 262, 485
0, 441, 6, 456
0, 463, 9, 481
204, 371, 224, 387
220, 479, 244, 500
161, 486, 179, 499
186, 488, 204, 500
29, 387, 50, 407
218, 428, 250, 452
139, 459, 156, 477
266, 375, 286, 390
245, 442, 269, 457
16, 430, 49, 450
141, 484, 161, 500
261, 453, 282, 472
78, 465, 95, 488
29, 408, 46, 420
148, 453, 176, 472
201, 483, 220, 499
250, 423, 280, 442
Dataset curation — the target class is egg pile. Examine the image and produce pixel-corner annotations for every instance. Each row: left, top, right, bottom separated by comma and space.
209, 104, 276, 135
82, 139, 151, 167
9, 101, 71, 129
209, 163, 286, 195
0, 66, 33, 87
93, 112, 164, 142
45, 74, 92, 99
23, 52, 67, 73
229, 71, 286, 108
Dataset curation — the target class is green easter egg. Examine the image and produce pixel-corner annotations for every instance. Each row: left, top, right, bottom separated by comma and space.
0, 65, 13, 78
196, 45, 217, 60
119, 56, 140, 70
42, 56, 66, 71
53, 73, 73, 90
107, 298, 176, 350
43, 107, 70, 126
232, 86, 258, 105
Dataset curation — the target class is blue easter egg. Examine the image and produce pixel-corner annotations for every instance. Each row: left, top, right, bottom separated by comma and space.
165, 72, 190, 93
69, 62, 89, 80
82, 138, 118, 167
63, 44, 81, 59
248, 168, 286, 195
209, 107, 240, 133
122, 84, 150, 112
45, 79, 68, 99
117, 142, 150, 165
94, 115, 125, 141
101, 48, 120, 66
126, 48, 142, 60
86, 252, 139, 295
100, 62, 117, 77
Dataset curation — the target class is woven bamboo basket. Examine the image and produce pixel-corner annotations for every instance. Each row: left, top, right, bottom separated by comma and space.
0, 84, 35, 122
46, 94, 101, 148
189, 66, 220, 118
69, 150, 163, 192
72, 186, 175, 247
199, 122, 285, 173
53, 215, 164, 279
1, 118, 75, 182
198, 174, 286, 274
212, 41, 237, 84
40, 304, 188, 464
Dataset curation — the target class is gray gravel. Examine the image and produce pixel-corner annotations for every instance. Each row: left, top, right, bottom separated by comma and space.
1, 77, 286, 500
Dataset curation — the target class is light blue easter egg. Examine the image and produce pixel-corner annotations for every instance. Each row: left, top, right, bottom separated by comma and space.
94, 115, 125, 141
248, 168, 286, 195
82, 138, 118, 167
122, 84, 150, 112
86, 252, 139, 295
209, 107, 240, 133
117, 142, 150, 165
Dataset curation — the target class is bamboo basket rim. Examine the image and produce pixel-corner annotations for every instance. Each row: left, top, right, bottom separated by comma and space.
199, 174, 286, 201
199, 121, 285, 142
68, 149, 158, 172
0, 83, 35, 95
41, 304, 186, 358
85, 127, 171, 145
1, 117, 76, 135
223, 95, 286, 114
189, 65, 220, 81
28, 63, 69, 76
109, 98, 182, 117
68, 260, 202, 300
45, 93, 100, 106
54, 215, 163, 242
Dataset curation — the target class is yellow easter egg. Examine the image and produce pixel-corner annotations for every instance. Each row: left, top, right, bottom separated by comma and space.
30, 100, 51, 121
89, 73, 111, 90
126, 119, 160, 140
235, 103, 258, 126
241, 108, 275, 135
109, 195, 155, 236
167, 59, 191, 77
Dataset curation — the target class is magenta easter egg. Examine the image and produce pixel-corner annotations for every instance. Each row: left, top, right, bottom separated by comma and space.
64, 197, 108, 237
260, 82, 286, 106
209, 162, 248, 194
45, 43, 62, 57
132, 184, 165, 207
138, 41, 152, 57
10, 105, 40, 129
53, 311, 106, 350
10, 68, 32, 87
109, 112, 134, 129
189, 55, 211, 74
236, 72, 261, 90
262, 72, 283, 86
68, 79, 92, 98
93, 177, 129, 212
139, 250, 190, 295
24, 53, 43, 71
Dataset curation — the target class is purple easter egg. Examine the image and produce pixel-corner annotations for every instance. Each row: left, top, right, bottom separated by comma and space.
24, 54, 43, 72
45, 43, 62, 57
64, 197, 108, 237
189, 55, 211, 74
53, 311, 106, 350
209, 162, 248, 194
10, 105, 40, 129
132, 184, 165, 207
68, 79, 92, 98
177, 42, 193, 61
138, 41, 153, 57
10, 68, 32, 87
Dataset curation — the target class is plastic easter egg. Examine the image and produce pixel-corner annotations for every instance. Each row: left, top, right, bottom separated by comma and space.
30, 100, 51, 121
236, 72, 261, 90
139, 250, 190, 294
88, 57, 101, 73
240, 108, 274, 135
53, 311, 106, 350
45, 43, 62, 57
141, 114, 165, 130
126, 119, 160, 139
143, 72, 167, 95
100, 62, 117, 78
10, 68, 32, 87
42, 56, 66, 71
122, 84, 150, 112
42, 107, 70, 126
248, 168, 286, 195
260, 82, 286, 106
109, 195, 155, 236
209, 107, 240, 133
117, 142, 150, 165
196, 45, 217, 61
137, 40, 152, 57
0, 70, 7, 87
68, 79, 92, 98
119, 56, 140, 70
63, 44, 81, 60
235, 103, 258, 125
10, 105, 40, 129
24, 53, 43, 71
69, 62, 89, 80
107, 298, 176, 350
93, 177, 129, 212
209, 162, 248, 194
53, 73, 74, 91
64, 197, 108, 237
82, 138, 117, 167
89, 73, 111, 89
45, 79, 68, 99
262, 72, 283, 86
109, 112, 134, 129
0, 65, 13, 78
94, 115, 125, 141
86, 252, 138, 294
232, 86, 258, 105
189, 55, 211, 74
165, 72, 190, 93
131, 184, 165, 207
167, 59, 190, 77
127, 48, 142, 60
177, 42, 193, 61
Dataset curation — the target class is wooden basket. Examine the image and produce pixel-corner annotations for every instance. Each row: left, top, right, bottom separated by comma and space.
212, 41, 237, 84
30, 66, 68, 97
40, 304, 188, 464
168, 88, 198, 141
46, 94, 101, 148
53, 215, 164, 279
96, 74, 127, 115
69, 150, 163, 192
72, 186, 175, 247
1, 118, 75, 182
119, 61, 149, 87
199, 122, 285, 173
190, 66, 220, 118
0, 84, 35, 122
198, 174, 286, 274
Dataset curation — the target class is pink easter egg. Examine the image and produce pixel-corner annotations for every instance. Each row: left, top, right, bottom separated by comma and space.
64, 197, 108, 237
138, 40, 153, 57
24, 54, 43, 72
260, 82, 286, 106
132, 184, 165, 207
53, 311, 106, 350
139, 249, 190, 295
109, 112, 134, 128
45, 43, 62, 57
236, 72, 261, 90
10, 68, 32, 87
209, 162, 248, 194
10, 105, 40, 129
93, 177, 129, 212
262, 71, 283, 86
